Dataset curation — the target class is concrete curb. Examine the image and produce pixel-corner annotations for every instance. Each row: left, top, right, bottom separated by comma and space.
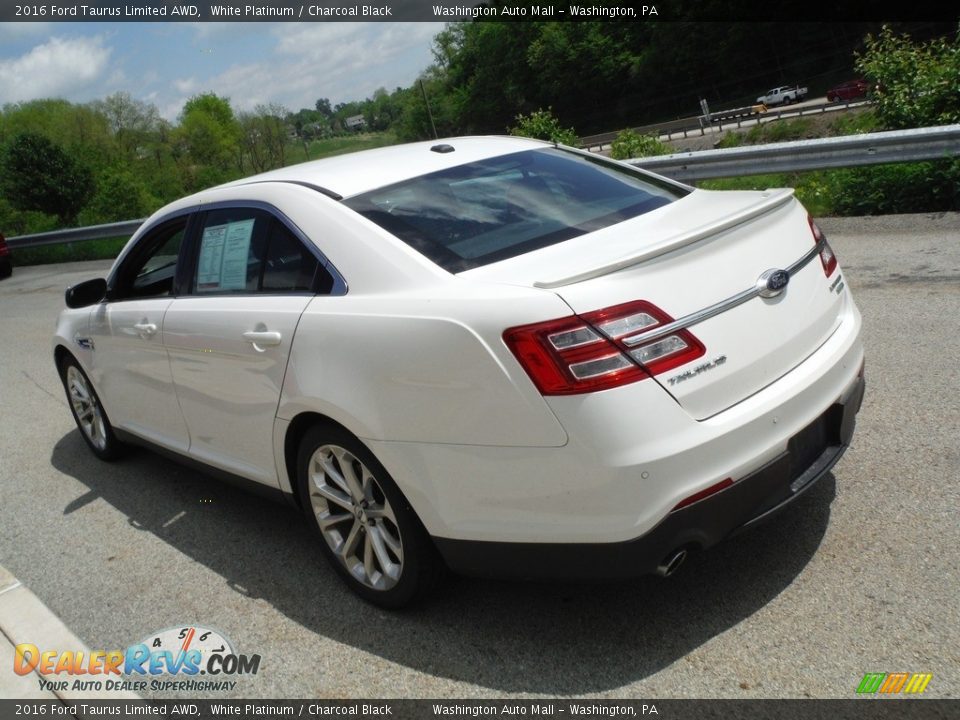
0, 564, 140, 706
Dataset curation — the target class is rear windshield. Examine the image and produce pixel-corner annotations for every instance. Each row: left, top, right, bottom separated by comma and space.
343, 148, 688, 272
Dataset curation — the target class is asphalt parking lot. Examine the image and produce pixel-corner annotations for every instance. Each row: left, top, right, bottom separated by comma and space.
1, 212, 957, 699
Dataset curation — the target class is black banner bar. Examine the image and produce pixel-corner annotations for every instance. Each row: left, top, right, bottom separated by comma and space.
0, 1, 957, 23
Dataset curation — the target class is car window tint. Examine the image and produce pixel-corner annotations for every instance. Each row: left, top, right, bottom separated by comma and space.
194, 209, 268, 295
120, 221, 187, 299
344, 147, 689, 273
262, 221, 324, 293
192, 207, 332, 295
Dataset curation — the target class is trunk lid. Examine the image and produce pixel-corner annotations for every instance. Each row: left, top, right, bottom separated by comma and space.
465, 189, 846, 420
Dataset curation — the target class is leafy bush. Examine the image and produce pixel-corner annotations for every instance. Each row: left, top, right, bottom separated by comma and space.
856, 25, 960, 130
826, 159, 960, 215
508, 108, 579, 146
701, 173, 834, 217
0, 196, 53, 235
609, 130, 671, 160
699, 159, 960, 217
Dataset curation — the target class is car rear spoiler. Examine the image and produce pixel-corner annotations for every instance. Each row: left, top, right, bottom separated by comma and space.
533, 188, 795, 289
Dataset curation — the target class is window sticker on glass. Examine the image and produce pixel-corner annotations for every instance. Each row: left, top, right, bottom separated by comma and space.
197, 226, 226, 290
197, 219, 255, 291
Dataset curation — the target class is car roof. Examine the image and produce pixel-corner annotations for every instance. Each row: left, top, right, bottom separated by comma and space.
216, 135, 554, 199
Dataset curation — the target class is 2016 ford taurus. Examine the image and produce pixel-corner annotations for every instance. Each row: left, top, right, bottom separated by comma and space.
54, 136, 865, 607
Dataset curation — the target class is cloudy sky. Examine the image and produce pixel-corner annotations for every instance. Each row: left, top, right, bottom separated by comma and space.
0, 22, 441, 119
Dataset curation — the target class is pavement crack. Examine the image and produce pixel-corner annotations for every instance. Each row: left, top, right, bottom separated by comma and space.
21, 370, 66, 407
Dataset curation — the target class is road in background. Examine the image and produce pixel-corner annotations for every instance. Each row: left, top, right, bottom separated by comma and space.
581, 96, 869, 151
0, 213, 957, 699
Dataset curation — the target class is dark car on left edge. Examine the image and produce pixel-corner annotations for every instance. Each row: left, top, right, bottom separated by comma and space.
0, 233, 12, 279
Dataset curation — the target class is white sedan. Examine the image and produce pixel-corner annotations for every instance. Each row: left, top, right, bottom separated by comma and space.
54, 136, 865, 607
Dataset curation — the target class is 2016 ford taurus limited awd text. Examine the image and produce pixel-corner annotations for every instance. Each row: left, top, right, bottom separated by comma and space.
54, 136, 865, 607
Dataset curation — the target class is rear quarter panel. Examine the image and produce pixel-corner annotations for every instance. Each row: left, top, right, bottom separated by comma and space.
277, 288, 571, 447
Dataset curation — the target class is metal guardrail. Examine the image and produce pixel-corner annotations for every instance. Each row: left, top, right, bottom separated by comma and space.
7, 219, 146, 250
627, 125, 960, 182
5, 125, 959, 250
580, 98, 869, 150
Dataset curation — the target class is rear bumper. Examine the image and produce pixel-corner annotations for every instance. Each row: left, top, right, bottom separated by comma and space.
434, 374, 864, 581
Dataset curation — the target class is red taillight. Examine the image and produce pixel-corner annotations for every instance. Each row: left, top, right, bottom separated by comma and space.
808, 216, 837, 277
0, 235, 8, 257
504, 300, 705, 396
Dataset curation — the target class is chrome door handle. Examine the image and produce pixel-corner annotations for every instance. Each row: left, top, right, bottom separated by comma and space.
133, 322, 157, 337
242, 330, 282, 350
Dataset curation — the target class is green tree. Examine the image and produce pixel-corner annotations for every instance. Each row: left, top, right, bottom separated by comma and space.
238, 104, 289, 173
856, 25, 960, 129
176, 93, 240, 186
365, 88, 406, 132
331, 100, 366, 132
183, 93, 236, 128
0, 99, 111, 151
80, 169, 156, 225
509, 108, 578, 146
0, 132, 95, 223
394, 74, 459, 141
289, 107, 329, 141
90, 92, 162, 158
434, 20, 542, 133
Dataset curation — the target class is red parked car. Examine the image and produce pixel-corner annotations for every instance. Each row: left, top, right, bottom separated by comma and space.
0, 233, 12, 279
827, 79, 869, 102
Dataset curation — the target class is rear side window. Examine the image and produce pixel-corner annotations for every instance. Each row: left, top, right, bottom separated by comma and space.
343, 148, 688, 272
192, 207, 331, 295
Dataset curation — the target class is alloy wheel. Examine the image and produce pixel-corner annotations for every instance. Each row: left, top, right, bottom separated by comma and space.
66, 365, 108, 451
307, 444, 404, 591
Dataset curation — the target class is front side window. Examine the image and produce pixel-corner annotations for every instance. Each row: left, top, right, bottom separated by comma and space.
112, 219, 187, 300
192, 207, 329, 295
343, 148, 688, 272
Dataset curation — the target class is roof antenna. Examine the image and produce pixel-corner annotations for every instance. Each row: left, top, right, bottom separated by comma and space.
419, 79, 438, 140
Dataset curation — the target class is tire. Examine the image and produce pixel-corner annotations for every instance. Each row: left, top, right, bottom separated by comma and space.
58, 355, 125, 460
297, 424, 440, 608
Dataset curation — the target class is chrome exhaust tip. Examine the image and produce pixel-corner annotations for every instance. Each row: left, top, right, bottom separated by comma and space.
655, 549, 688, 578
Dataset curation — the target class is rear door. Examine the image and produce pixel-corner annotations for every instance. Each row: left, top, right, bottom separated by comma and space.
163, 204, 340, 485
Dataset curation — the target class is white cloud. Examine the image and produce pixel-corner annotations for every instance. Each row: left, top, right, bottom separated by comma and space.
0, 24, 440, 121
180, 22, 439, 115
0, 35, 111, 103
174, 77, 201, 94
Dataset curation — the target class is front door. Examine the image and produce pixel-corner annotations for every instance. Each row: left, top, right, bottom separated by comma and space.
89, 217, 191, 451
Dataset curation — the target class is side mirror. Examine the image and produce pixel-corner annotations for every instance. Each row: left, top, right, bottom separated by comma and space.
65, 278, 107, 309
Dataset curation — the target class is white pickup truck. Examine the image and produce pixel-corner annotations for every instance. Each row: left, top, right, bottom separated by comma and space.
756, 85, 808, 106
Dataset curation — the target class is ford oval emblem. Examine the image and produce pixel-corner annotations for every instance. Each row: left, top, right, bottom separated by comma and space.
757, 268, 790, 298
